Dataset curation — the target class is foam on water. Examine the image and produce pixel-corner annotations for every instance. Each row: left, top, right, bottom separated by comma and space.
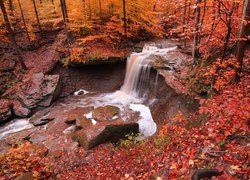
0, 119, 33, 139
129, 104, 157, 137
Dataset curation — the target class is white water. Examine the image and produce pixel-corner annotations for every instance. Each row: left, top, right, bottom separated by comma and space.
0, 119, 33, 139
129, 104, 156, 137
121, 45, 176, 97
108, 44, 177, 136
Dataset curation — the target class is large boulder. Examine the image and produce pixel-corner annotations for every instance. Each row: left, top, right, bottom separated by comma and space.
4, 73, 61, 110
72, 122, 139, 150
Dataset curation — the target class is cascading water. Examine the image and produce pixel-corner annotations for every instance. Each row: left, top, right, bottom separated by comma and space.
120, 45, 177, 99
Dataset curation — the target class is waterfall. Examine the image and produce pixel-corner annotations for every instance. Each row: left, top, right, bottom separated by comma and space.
121, 44, 176, 98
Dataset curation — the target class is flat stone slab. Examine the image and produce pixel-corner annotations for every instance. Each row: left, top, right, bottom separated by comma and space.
92, 105, 120, 122
72, 122, 139, 150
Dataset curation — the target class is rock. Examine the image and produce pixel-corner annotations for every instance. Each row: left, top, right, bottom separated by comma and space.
65, 116, 76, 124
4, 73, 61, 110
75, 115, 93, 129
0, 108, 11, 124
0, 72, 15, 95
134, 42, 144, 53
72, 122, 139, 150
0, 99, 12, 123
15, 172, 33, 180
92, 105, 120, 122
29, 108, 54, 126
12, 100, 31, 117
0, 53, 16, 72
32, 117, 54, 126
4, 129, 34, 146
64, 106, 94, 124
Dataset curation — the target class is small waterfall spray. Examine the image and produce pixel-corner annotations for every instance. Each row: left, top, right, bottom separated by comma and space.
120, 44, 176, 98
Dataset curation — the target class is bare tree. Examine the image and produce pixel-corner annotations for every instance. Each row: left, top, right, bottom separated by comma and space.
17, 0, 30, 42
0, 0, 16, 44
8, 0, 13, 11
183, 0, 188, 48
32, 0, 42, 33
60, 0, 69, 23
193, 0, 202, 64
99, 0, 102, 15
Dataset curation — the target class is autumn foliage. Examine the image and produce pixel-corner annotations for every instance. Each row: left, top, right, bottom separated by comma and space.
0, 0, 249, 179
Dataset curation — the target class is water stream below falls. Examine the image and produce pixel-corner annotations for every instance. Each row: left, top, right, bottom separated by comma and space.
0, 42, 182, 151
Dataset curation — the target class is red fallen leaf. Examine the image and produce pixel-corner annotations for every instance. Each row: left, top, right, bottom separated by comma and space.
224, 130, 231, 137
199, 98, 206, 105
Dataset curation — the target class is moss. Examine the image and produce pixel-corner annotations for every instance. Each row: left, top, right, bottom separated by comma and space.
185, 114, 208, 130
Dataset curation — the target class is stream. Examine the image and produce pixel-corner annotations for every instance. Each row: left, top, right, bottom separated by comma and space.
0, 41, 192, 152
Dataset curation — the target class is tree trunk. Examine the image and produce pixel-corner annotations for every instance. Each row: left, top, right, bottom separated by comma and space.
222, 3, 235, 60
60, 0, 69, 23
87, 0, 91, 20
8, 0, 13, 11
32, 0, 42, 33
99, 0, 102, 15
235, 0, 250, 79
63, 0, 68, 20
200, 0, 207, 34
17, 0, 30, 42
122, 0, 127, 39
0, 0, 16, 44
193, 0, 202, 64
183, 0, 187, 48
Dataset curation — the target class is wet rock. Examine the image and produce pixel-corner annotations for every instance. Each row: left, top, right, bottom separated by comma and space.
152, 56, 177, 71
4, 130, 34, 146
65, 116, 76, 124
64, 106, 94, 124
15, 172, 33, 180
4, 73, 61, 110
92, 105, 120, 122
0, 99, 12, 123
72, 122, 139, 150
32, 117, 54, 126
134, 42, 144, 53
76, 116, 93, 129
29, 108, 50, 122
29, 108, 54, 126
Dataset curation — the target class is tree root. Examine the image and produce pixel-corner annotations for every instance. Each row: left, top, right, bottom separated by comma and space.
191, 169, 222, 180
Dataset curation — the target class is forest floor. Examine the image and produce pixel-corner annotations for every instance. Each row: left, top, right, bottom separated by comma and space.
0, 26, 249, 180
